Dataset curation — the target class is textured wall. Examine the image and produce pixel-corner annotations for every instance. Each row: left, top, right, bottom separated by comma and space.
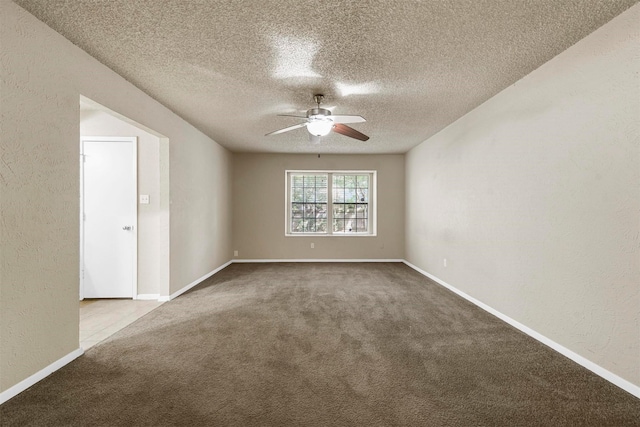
170, 127, 232, 292
0, 0, 80, 393
0, 0, 232, 393
405, 5, 639, 386
80, 110, 163, 296
232, 154, 404, 260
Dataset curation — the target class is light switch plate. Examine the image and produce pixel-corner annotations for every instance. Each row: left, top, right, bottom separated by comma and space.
140, 194, 150, 204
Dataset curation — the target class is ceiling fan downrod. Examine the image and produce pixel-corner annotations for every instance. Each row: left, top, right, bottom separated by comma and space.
309, 94, 330, 119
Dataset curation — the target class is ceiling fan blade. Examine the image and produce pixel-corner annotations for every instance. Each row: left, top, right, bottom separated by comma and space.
265, 122, 308, 136
308, 133, 321, 144
278, 114, 307, 119
332, 123, 369, 141
330, 115, 366, 124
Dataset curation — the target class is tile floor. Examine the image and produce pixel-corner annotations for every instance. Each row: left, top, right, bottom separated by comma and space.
79, 299, 164, 350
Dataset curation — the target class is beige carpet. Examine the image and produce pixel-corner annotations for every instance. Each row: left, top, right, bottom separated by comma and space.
1, 263, 639, 426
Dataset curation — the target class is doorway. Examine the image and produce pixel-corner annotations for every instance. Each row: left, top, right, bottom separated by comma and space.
78, 96, 170, 350
80, 136, 137, 299
79, 95, 170, 301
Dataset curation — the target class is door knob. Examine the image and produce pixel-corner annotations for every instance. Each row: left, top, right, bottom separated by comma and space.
122, 226, 132, 231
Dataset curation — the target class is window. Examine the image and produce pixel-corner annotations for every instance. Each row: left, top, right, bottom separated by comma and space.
290, 174, 328, 233
286, 171, 376, 236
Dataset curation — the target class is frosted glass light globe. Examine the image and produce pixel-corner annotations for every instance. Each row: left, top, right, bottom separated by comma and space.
307, 118, 333, 136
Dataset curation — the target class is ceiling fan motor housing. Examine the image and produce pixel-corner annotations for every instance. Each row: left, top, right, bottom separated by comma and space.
307, 107, 331, 118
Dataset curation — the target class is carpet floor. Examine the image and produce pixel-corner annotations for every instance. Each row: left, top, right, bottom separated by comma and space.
1, 263, 639, 426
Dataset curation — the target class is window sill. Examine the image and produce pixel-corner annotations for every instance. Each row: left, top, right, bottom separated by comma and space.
285, 233, 377, 237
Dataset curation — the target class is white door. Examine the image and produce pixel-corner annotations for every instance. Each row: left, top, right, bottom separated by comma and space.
81, 137, 137, 299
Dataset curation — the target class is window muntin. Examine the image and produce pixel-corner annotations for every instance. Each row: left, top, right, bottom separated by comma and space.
287, 171, 375, 236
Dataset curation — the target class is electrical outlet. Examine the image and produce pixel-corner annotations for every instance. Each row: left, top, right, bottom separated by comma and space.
234, 250, 238, 257
444, 258, 447, 267
310, 243, 315, 249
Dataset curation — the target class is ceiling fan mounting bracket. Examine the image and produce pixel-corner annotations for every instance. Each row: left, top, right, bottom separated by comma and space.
313, 94, 325, 106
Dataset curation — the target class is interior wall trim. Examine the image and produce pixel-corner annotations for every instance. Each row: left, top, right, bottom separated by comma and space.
135, 294, 160, 300
232, 259, 404, 263
168, 260, 233, 301
402, 260, 640, 399
0, 348, 84, 405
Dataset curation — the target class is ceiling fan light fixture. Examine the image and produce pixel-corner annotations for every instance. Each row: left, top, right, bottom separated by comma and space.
266, 95, 368, 141
307, 118, 333, 136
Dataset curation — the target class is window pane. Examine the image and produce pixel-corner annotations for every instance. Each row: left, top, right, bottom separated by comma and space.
317, 219, 327, 233
345, 188, 356, 203
292, 175, 304, 187
304, 204, 315, 218
316, 175, 328, 187
333, 175, 344, 187
344, 219, 354, 232
303, 175, 316, 186
292, 203, 304, 218
334, 188, 344, 203
316, 203, 327, 218
317, 188, 328, 203
344, 175, 356, 188
357, 188, 368, 203
345, 204, 356, 215
292, 188, 304, 202
291, 219, 304, 232
304, 188, 316, 203
305, 219, 316, 232
333, 204, 345, 217
333, 218, 344, 233
356, 205, 368, 219
356, 219, 368, 232
357, 175, 369, 188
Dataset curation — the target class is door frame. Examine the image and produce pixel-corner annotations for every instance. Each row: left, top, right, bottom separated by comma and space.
80, 136, 138, 300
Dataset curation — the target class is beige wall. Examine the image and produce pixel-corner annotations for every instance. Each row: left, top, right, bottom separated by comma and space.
80, 109, 166, 297
233, 154, 404, 260
170, 126, 232, 292
406, 5, 639, 387
0, 0, 232, 393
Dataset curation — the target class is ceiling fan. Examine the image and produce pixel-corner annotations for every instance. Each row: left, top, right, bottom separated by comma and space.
266, 95, 369, 142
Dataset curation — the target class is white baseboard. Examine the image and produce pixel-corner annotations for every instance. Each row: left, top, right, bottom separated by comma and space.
157, 295, 170, 302
168, 260, 233, 301
135, 293, 160, 300
232, 259, 404, 263
402, 260, 640, 399
0, 348, 84, 405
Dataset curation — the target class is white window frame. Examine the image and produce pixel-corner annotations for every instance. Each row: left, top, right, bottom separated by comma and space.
285, 170, 377, 237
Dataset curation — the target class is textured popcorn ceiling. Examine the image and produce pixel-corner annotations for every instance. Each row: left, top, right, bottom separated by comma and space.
14, 0, 637, 153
